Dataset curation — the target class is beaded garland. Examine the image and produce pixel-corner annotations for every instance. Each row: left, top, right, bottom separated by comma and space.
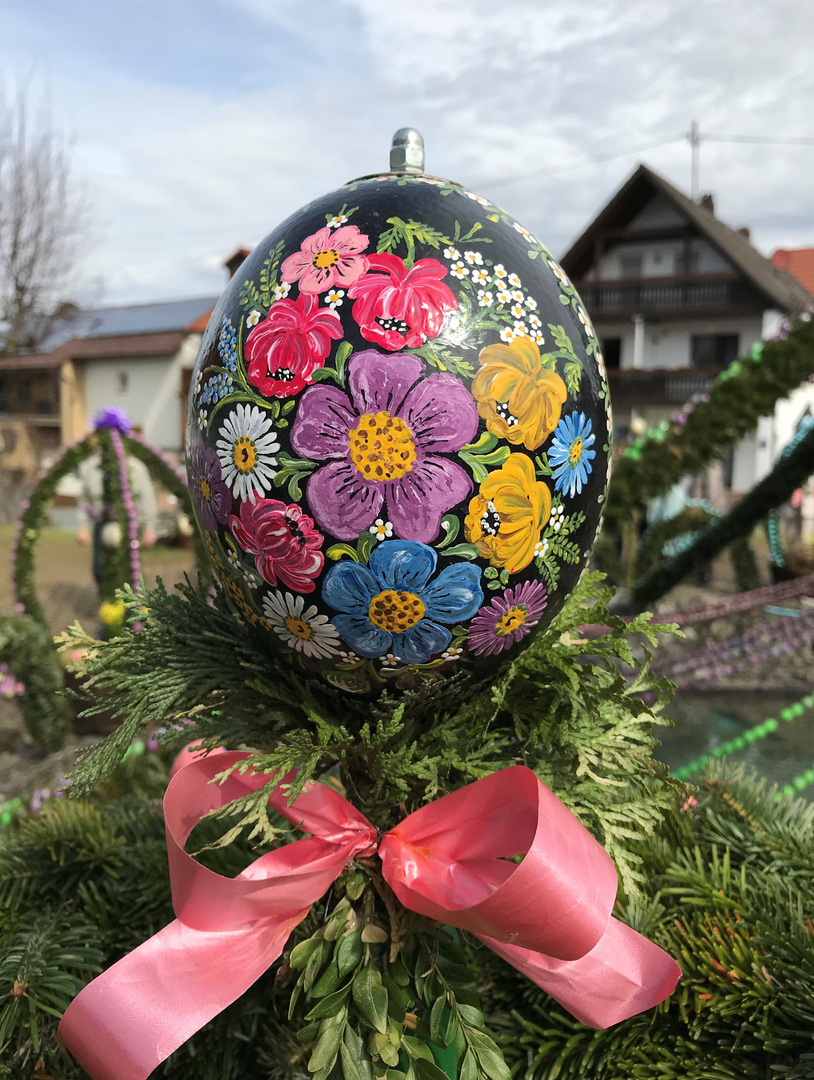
186, 174, 611, 695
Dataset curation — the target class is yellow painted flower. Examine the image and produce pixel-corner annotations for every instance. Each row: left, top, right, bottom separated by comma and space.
464, 453, 551, 573
471, 334, 568, 450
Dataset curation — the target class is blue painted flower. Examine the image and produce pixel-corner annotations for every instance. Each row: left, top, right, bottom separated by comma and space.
219, 316, 238, 372
548, 412, 596, 497
322, 540, 483, 664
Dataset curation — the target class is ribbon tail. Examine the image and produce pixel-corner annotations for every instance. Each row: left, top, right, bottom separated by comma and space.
478, 917, 681, 1029
59, 911, 307, 1080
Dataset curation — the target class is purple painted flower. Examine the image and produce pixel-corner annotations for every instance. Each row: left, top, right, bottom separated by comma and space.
291, 350, 479, 543
467, 580, 547, 656
189, 444, 232, 531
93, 406, 132, 433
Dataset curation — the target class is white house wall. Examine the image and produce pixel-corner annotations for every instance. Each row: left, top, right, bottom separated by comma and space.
593, 317, 764, 370
82, 334, 200, 455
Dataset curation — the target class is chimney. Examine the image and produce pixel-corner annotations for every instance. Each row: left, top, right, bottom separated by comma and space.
224, 248, 251, 280
699, 193, 715, 214
737, 226, 751, 242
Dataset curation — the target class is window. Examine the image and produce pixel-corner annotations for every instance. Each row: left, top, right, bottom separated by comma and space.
600, 337, 621, 370
674, 249, 700, 274
619, 254, 643, 279
17, 378, 31, 406
0, 375, 7, 412
691, 334, 739, 369
116, 371, 129, 393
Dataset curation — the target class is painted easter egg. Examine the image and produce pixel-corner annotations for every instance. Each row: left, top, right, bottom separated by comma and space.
186, 161, 611, 696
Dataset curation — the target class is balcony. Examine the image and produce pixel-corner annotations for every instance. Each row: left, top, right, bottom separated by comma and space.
606, 367, 721, 410
576, 272, 762, 319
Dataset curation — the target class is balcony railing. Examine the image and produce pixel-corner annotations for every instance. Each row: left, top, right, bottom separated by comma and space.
606, 367, 721, 409
576, 273, 759, 318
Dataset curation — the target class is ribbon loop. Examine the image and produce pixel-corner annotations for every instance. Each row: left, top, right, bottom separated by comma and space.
59, 753, 680, 1080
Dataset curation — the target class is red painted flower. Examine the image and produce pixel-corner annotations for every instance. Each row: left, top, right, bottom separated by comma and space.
347, 254, 458, 351
244, 292, 343, 398
281, 225, 369, 293
229, 497, 324, 593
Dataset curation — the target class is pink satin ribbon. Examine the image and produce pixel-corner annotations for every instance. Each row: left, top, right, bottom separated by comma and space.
59, 753, 680, 1080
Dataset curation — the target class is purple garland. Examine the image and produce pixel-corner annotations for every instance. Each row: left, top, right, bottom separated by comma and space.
109, 427, 141, 589
126, 428, 188, 486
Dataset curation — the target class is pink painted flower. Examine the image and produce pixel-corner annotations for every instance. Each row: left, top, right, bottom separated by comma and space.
291, 350, 478, 543
347, 254, 458, 351
229, 498, 325, 593
467, 580, 547, 656
244, 292, 343, 398
281, 225, 369, 293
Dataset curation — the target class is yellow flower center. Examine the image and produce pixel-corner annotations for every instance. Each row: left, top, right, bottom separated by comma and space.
568, 437, 583, 466
348, 411, 417, 482
368, 589, 425, 633
495, 606, 528, 637
199, 476, 212, 501
232, 436, 258, 473
286, 616, 313, 641
313, 249, 339, 269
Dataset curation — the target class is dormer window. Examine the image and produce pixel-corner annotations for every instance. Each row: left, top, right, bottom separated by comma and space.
619, 254, 643, 279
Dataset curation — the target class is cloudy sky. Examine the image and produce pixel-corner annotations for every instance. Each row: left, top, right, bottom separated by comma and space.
3, 0, 814, 306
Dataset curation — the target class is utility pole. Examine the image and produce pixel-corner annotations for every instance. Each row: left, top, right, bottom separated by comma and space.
689, 120, 701, 201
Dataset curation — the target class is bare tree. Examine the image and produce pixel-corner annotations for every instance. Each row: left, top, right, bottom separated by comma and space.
0, 84, 88, 355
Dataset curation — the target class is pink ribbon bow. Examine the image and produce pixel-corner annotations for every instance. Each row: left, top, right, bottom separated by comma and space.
59, 752, 680, 1080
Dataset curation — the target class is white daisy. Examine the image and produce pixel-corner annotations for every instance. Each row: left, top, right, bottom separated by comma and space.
549, 505, 565, 531
194, 370, 203, 394
478, 290, 494, 307
577, 306, 594, 337
443, 246, 461, 260
216, 403, 280, 502
197, 409, 208, 431
328, 214, 348, 228
496, 288, 512, 304
441, 646, 464, 661
508, 273, 522, 288
243, 569, 259, 589
547, 258, 569, 286
463, 250, 483, 266
499, 327, 515, 343
513, 223, 532, 241
227, 549, 240, 569
262, 591, 341, 658
534, 538, 550, 559
493, 264, 508, 280
246, 310, 261, 328
533, 330, 545, 346
272, 281, 292, 301
596, 349, 607, 379
510, 303, 524, 320
379, 653, 402, 668
369, 518, 393, 541
339, 649, 360, 663
513, 321, 528, 337
464, 190, 490, 205
472, 268, 489, 285
529, 313, 542, 328
511, 289, 524, 304
449, 261, 469, 279
325, 289, 345, 309
525, 296, 538, 312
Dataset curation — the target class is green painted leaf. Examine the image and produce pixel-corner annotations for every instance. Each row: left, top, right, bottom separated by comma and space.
334, 341, 353, 387
435, 514, 460, 550
327, 543, 359, 563
356, 530, 377, 565
440, 543, 481, 560
311, 367, 343, 385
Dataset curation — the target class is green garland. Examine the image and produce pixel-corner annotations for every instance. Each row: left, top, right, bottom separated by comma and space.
0, 614, 71, 752
604, 317, 814, 534
633, 421, 814, 605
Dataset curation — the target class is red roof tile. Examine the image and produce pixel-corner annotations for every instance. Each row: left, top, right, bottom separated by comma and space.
772, 248, 814, 296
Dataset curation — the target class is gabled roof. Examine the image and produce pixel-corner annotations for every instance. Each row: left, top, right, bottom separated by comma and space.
560, 164, 813, 315
772, 248, 814, 297
0, 296, 218, 371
